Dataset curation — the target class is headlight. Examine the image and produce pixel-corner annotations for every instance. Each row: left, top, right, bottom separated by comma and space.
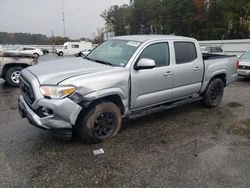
40, 85, 76, 99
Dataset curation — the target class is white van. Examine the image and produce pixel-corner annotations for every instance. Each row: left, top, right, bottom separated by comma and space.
56, 41, 92, 56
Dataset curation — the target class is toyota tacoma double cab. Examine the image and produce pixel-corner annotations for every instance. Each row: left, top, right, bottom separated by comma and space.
18, 35, 238, 143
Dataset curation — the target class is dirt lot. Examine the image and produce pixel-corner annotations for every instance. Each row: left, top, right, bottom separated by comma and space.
0, 56, 250, 187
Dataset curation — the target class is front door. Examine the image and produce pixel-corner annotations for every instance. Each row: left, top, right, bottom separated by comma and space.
130, 42, 174, 110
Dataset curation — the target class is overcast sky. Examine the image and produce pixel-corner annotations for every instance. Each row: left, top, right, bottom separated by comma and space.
0, 0, 129, 39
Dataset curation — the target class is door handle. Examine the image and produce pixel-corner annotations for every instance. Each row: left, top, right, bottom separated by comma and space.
193, 67, 201, 71
164, 71, 173, 76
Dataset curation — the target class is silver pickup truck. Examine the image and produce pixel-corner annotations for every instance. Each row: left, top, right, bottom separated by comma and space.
18, 35, 238, 143
0, 52, 38, 86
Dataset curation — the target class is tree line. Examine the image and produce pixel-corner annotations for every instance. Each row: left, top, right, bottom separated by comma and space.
0, 32, 97, 45
101, 0, 250, 40
0, 32, 72, 45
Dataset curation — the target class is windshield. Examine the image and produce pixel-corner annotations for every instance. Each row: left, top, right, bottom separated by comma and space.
240, 52, 250, 60
86, 39, 141, 67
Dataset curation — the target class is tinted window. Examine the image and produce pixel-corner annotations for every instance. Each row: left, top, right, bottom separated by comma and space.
71, 44, 79, 48
174, 42, 197, 64
211, 47, 222, 53
139, 43, 170, 67
24, 48, 34, 50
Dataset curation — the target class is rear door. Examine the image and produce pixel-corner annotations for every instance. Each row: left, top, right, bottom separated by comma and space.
172, 41, 204, 98
130, 42, 174, 109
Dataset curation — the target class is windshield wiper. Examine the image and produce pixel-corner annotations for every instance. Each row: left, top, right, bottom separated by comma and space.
85, 57, 114, 66
94, 59, 114, 66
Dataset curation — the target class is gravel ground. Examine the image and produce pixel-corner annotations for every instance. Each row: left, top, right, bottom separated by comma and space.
0, 54, 250, 187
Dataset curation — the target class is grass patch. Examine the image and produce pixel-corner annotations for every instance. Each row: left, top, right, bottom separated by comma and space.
227, 102, 243, 108
240, 119, 250, 139
229, 119, 250, 140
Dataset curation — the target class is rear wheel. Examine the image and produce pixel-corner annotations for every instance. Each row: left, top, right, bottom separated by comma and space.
202, 78, 224, 108
75, 102, 122, 144
5, 66, 23, 87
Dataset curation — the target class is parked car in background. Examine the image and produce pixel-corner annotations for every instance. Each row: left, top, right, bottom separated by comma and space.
0, 52, 38, 86
237, 51, 250, 78
56, 41, 92, 56
201, 46, 224, 55
18, 35, 238, 143
9, 47, 43, 57
40, 48, 49, 55
75, 49, 92, 57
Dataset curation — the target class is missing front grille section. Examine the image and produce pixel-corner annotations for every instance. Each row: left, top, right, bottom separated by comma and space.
20, 76, 35, 104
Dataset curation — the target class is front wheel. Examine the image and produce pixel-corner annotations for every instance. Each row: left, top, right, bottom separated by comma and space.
58, 52, 63, 56
75, 102, 122, 144
5, 66, 23, 87
202, 78, 224, 108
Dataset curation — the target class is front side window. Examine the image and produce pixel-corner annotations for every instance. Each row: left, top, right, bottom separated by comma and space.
211, 47, 222, 53
240, 52, 250, 60
72, 44, 79, 48
204, 47, 210, 53
139, 43, 170, 67
86, 39, 141, 67
174, 42, 197, 64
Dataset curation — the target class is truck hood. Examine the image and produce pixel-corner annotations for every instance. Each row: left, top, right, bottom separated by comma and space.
26, 57, 114, 85
239, 59, 250, 66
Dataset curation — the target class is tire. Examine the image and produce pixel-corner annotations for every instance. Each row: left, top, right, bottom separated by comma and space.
75, 102, 122, 144
33, 53, 39, 57
202, 78, 224, 108
58, 52, 63, 56
5, 66, 24, 87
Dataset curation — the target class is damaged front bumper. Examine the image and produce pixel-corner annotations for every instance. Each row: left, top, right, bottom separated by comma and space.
18, 95, 82, 130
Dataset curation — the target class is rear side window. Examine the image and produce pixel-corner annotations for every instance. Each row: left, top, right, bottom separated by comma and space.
139, 43, 170, 67
174, 42, 197, 64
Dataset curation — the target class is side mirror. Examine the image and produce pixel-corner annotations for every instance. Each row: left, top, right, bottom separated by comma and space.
134, 58, 156, 70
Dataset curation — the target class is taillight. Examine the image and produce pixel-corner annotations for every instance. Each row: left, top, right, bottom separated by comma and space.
236, 60, 239, 69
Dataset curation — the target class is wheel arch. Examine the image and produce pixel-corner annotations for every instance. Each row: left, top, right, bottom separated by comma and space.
201, 71, 227, 94
84, 94, 125, 115
75, 94, 126, 131
2, 63, 29, 79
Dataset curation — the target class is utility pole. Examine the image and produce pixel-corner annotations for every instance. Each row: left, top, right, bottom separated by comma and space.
62, 0, 66, 38
51, 30, 55, 53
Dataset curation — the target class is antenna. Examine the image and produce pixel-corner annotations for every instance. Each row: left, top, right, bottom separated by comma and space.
62, 0, 66, 38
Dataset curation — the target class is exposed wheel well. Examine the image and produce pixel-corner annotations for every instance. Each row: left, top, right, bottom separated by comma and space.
88, 95, 125, 115
2, 64, 29, 79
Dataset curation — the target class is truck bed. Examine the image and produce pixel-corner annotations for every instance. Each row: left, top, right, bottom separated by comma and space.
202, 53, 236, 60
201, 53, 238, 93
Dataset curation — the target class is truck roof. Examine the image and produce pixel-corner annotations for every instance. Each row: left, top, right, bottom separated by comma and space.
112, 35, 193, 43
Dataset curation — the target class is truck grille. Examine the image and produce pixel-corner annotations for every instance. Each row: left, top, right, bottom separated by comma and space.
20, 76, 35, 104
239, 65, 250, 70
